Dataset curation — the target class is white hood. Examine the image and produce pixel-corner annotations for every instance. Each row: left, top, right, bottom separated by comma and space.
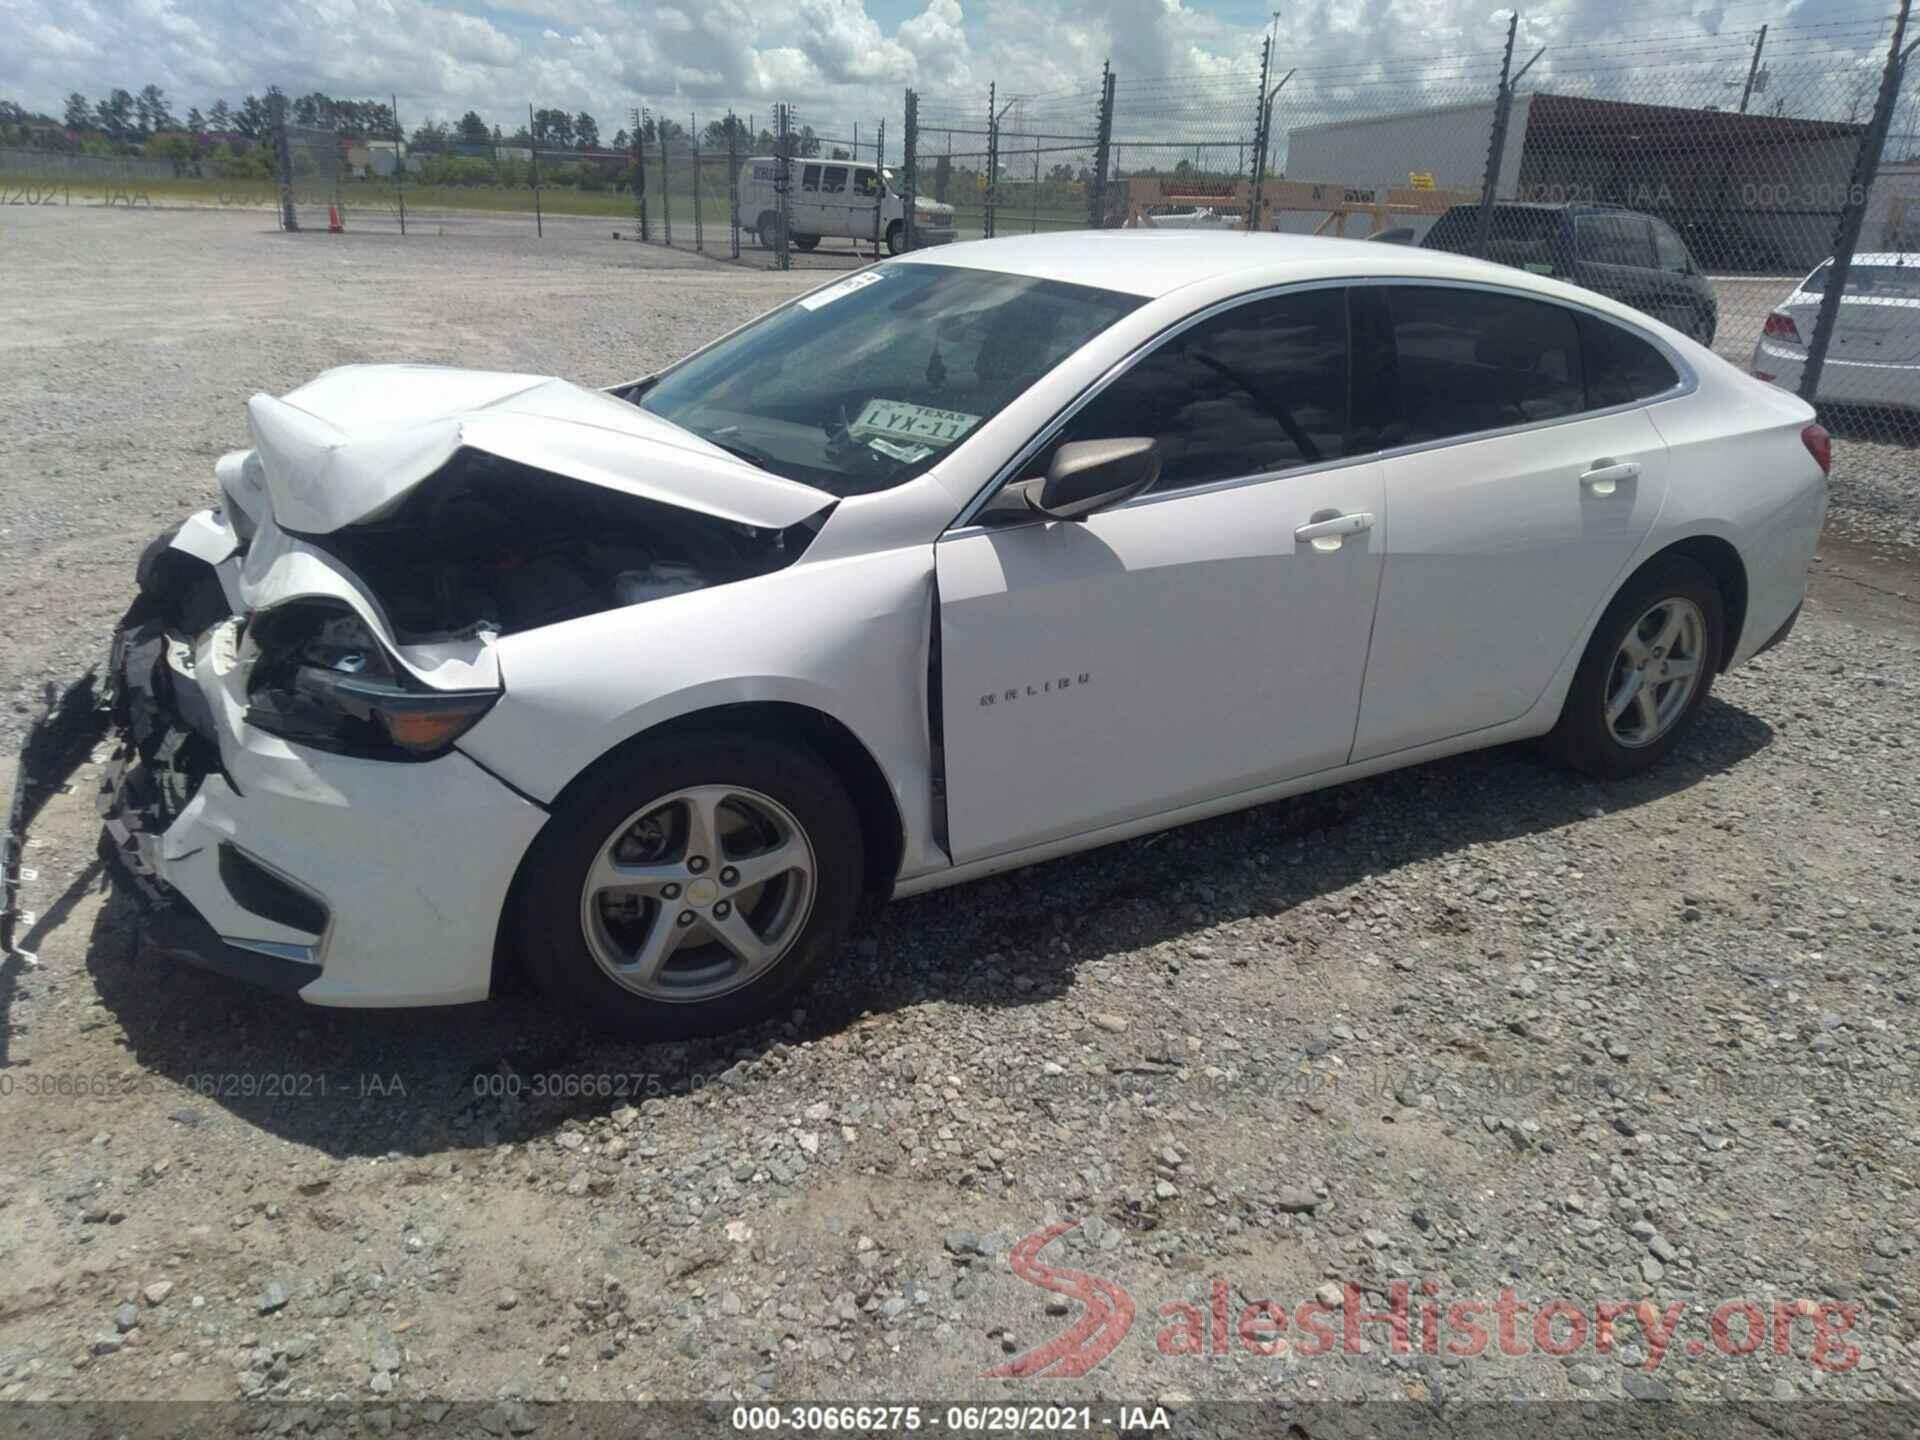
243, 363, 835, 535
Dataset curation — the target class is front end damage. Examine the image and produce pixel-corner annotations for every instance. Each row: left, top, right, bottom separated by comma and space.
99, 364, 835, 1006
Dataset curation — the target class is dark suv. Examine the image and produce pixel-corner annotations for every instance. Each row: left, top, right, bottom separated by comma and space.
1416, 202, 1718, 346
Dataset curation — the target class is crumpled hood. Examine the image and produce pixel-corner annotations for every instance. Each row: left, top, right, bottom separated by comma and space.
242, 363, 834, 535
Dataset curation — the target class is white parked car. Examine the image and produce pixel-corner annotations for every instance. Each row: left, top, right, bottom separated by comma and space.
1752, 252, 1920, 409
736, 155, 957, 254
104, 233, 1828, 1036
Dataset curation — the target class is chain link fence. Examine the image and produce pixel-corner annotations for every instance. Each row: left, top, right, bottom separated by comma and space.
212, 9, 1919, 444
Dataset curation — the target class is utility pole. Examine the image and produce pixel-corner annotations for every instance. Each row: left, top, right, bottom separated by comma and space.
529, 101, 542, 238
1800, 0, 1911, 403
1739, 24, 1769, 114
1475, 14, 1543, 259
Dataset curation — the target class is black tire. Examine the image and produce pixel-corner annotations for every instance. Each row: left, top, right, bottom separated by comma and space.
1546, 554, 1725, 780
1689, 308, 1717, 346
886, 220, 905, 255
755, 210, 781, 249
792, 234, 819, 252
515, 733, 864, 1039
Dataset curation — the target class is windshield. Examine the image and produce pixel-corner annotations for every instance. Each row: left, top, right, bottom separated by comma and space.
1802, 261, 1920, 298
638, 263, 1144, 497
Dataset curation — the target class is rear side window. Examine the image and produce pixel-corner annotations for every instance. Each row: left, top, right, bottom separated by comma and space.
801, 164, 822, 191
1387, 287, 1583, 443
1046, 287, 1350, 493
1577, 213, 1656, 267
1580, 315, 1680, 408
821, 166, 848, 194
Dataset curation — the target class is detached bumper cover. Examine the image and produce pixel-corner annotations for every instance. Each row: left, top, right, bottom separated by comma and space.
100, 532, 549, 1008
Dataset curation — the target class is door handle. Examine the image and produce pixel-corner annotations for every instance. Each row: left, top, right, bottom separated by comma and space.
1580, 461, 1640, 496
1293, 511, 1375, 551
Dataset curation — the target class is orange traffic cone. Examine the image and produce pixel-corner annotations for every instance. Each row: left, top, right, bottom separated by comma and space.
327, 204, 343, 233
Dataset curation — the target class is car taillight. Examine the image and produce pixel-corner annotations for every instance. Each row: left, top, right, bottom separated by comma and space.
1801, 423, 1831, 476
1763, 311, 1802, 343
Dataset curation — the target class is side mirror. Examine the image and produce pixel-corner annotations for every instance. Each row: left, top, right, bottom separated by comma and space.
1028, 438, 1161, 521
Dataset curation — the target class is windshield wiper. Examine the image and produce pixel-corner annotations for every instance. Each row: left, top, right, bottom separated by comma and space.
705, 434, 780, 471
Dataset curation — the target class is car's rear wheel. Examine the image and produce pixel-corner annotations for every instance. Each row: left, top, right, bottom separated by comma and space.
1686, 307, 1716, 346
755, 210, 782, 249
886, 220, 905, 255
792, 234, 818, 252
1547, 554, 1724, 779
516, 734, 863, 1038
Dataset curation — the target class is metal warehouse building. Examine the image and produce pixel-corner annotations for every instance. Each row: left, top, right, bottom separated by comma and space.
1282, 92, 1876, 272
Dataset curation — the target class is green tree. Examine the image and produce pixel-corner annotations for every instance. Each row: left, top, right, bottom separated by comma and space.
235, 94, 268, 139
532, 108, 573, 148
186, 106, 206, 131
457, 110, 489, 145
94, 90, 135, 140
207, 98, 232, 131
138, 83, 176, 133
611, 127, 629, 150
411, 117, 449, 146
63, 92, 91, 129
573, 111, 599, 149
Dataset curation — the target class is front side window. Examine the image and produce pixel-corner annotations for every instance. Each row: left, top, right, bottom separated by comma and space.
1577, 213, 1655, 267
638, 264, 1144, 498
1035, 287, 1351, 495
1388, 286, 1584, 442
1651, 221, 1692, 274
854, 168, 879, 197
821, 166, 848, 194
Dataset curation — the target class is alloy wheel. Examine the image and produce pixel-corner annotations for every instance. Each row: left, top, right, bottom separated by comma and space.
579, 785, 816, 1002
1604, 597, 1707, 748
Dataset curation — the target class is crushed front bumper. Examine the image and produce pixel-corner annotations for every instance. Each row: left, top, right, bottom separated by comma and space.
99, 522, 550, 1007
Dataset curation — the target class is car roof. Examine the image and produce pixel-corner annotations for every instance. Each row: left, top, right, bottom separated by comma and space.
892, 229, 1578, 300
1845, 252, 1920, 266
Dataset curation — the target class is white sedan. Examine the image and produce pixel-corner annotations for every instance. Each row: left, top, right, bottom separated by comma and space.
103, 232, 1828, 1036
1752, 252, 1920, 409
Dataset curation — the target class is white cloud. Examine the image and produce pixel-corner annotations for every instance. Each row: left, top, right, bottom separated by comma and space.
0, 0, 1890, 153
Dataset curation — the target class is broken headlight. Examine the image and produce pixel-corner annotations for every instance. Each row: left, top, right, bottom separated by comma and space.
243, 603, 499, 760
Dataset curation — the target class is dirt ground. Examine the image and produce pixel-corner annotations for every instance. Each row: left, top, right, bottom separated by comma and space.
1, 206, 1917, 1426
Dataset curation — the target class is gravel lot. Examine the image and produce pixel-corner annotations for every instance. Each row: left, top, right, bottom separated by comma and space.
1, 206, 1918, 1419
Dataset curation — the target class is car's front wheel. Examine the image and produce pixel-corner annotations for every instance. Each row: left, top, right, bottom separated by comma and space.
886, 220, 905, 255
516, 733, 863, 1038
1547, 554, 1724, 779
755, 210, 782, 249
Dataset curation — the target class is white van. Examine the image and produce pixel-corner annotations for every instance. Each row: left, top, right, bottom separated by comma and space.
737, 157, 957, 254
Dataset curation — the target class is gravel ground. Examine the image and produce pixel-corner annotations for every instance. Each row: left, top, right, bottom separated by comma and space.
2, 206, 1918, 1418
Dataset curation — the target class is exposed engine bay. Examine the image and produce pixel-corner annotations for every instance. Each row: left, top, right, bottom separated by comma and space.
301, 449, 825, 643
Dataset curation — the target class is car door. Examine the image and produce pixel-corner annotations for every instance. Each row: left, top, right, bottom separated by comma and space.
817, 164, 851, 237
1572, 212, 1661, 320
935, 286, 1388, 864
851, 166, 882, 245
1648, 219, 1711, 337
795, 163, 825, 236
1350, 284, 1674, 762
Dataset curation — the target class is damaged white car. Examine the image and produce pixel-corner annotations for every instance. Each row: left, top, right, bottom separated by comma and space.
103, 233, 1828, 1036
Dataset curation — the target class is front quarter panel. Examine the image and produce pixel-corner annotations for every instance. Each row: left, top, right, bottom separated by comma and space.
457, 544, 942, 881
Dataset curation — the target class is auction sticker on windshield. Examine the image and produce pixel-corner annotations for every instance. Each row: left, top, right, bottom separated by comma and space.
852, 399, 980, 448
797, 270, 890, 311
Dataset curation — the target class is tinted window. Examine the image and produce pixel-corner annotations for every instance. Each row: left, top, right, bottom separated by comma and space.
1423, 206, 1562, 273
1803, 261, 1920, 298
1651, 221, 1692, 274
821, 166, 848, 194
801, 164, 822, 191
1577, 213, 1655, 267
1042, 287, 1350, 494
1388, 287, 1583, 442
1579, 315, 1680, 408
